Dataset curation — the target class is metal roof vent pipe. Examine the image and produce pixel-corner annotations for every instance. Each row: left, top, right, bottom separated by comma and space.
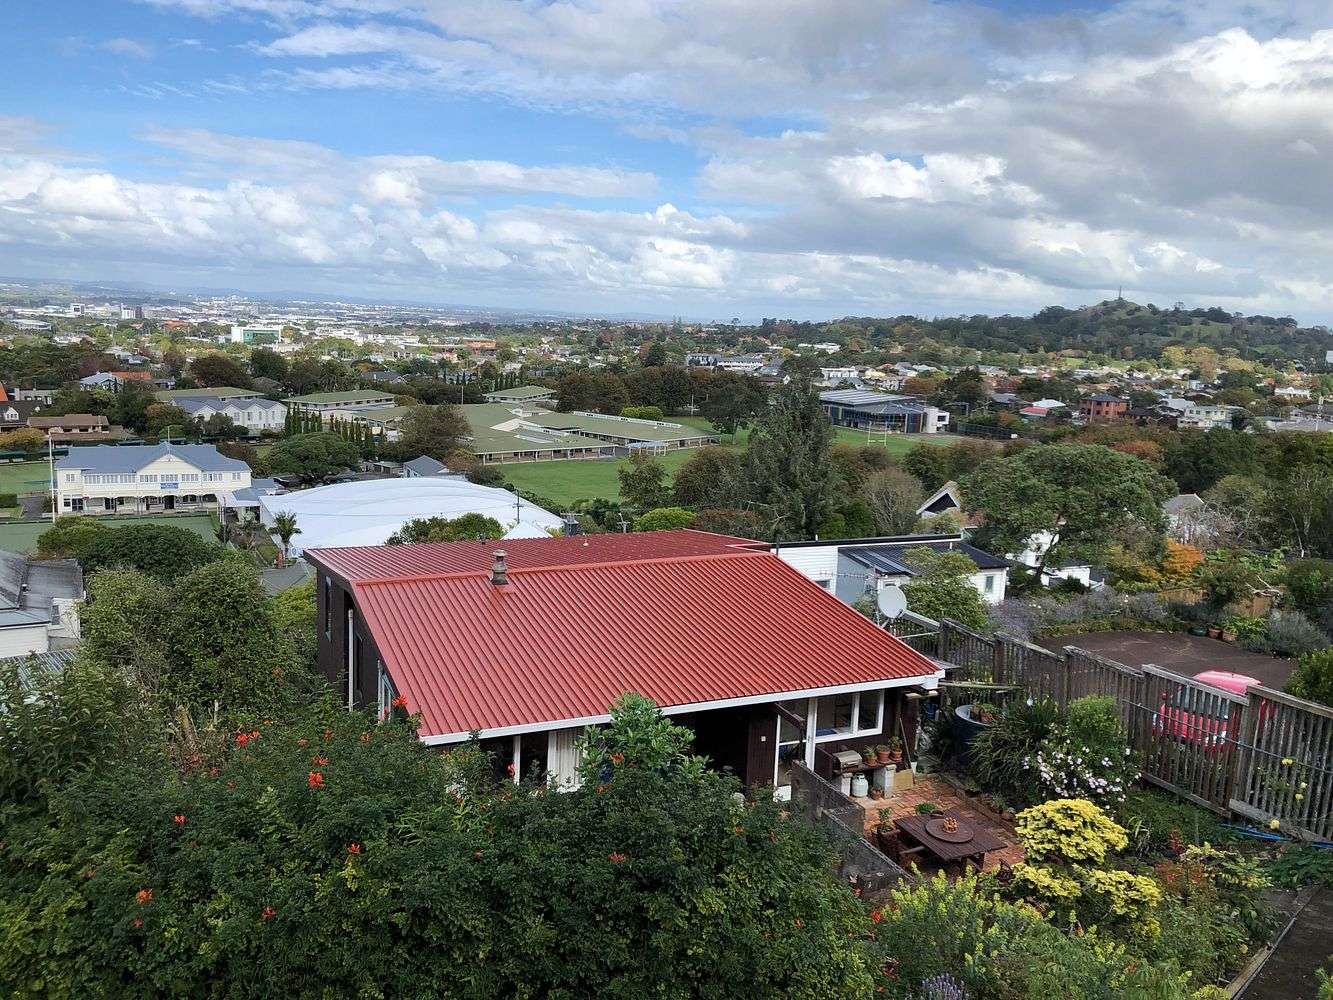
490, 550, 508, 587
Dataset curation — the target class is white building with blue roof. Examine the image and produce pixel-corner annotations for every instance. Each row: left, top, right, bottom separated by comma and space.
54, 443, 252, 515
173, 395, 287, 435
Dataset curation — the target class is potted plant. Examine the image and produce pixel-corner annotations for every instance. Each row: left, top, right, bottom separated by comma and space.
887, 736, 903, 765
874, 743, 892, 765
915, 801, 939, 815
875, 814, 898, 854
1207, 624, 1222, 639
860, 746, 877, 767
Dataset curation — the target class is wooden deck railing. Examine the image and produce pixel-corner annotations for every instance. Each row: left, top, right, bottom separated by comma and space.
888, 613, 1333, 841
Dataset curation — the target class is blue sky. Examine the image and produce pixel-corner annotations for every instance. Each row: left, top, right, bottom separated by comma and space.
3, 0, 1333, 321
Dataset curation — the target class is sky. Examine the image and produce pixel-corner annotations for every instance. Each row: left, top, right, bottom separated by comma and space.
2, 1, 1333, 322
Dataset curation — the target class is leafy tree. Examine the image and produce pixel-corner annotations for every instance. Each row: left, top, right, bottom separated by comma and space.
641, 340, 667, 367
0, 687, 884, 999
83, 523, 223, 582
106, 381, 158, 433
672, 446, 743, 508
193, 412, 242, 440
0, 428, 48, 454
145, 403, 192, 439
634, 507, 697, 532
618, 452, 671, 511
829, 444, 893, 493
271, 579, 317, 671
35, 516, 111, 561
266, 432, 360, 482
963, 444, 1174, 577
270, 511, 302, 562
1164, 429, 1260, 493
249, 346, 289, 382
189, 354, 253, 389
700, 374, 767, 435
217, 440, 261, 472
859, 468, 924, 535
900, 548, 989, 629
386, 513, 505, 544
691, 508, 766, 538
744, 384, 838, 540
396, 404, 468, 461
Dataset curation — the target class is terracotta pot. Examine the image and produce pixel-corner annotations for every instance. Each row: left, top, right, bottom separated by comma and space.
889, 752, 903, 765
1221, 630, 1238, 643
1207, 626, 1222, 639
875, 750, 891, 765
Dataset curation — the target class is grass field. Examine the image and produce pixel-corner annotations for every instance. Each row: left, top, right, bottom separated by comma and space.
0, 462, 53, 496
497, 420, 963, 506
0, 514, 218, 554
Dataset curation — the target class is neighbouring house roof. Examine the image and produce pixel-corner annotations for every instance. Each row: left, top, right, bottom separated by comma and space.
287, 390, 397, 405
916, 481, 963, 517
30, 414, 108, 430
175, 396, 285, 415
3, 647, 79, 696
308, 531, 939, 742
1083, 394, 1126, 403
403, 455, 448, 476
484, 385, 555, 400
1163, 493, 1206, 515
155, 387, 260, 401
53, 443, 249, 474
0, 550, 82, 626
842, 540, 1010, 575
312, 528, 764, 583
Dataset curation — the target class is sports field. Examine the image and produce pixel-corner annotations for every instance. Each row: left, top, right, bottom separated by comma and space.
0, 462, 54, 496
497, 420, 961, 506
0, 514, 218, 554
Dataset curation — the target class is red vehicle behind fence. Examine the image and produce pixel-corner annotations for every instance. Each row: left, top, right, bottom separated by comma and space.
1152, 671, 1266, 749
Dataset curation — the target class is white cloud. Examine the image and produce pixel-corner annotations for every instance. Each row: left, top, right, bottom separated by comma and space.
100, 37, 156, 59
12, 2, 1333, 319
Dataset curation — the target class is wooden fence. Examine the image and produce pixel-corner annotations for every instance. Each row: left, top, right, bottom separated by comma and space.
901, 616, 1333, 842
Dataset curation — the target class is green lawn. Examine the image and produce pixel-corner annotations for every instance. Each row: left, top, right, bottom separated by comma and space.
500, 450, 705, 507
832, 427, 962, 457
497, 419, 963, 506
0, 514, 219, 554
0, 462, 53, 496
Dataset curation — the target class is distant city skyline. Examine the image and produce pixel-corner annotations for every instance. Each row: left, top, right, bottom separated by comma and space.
4, 1, 1333, 322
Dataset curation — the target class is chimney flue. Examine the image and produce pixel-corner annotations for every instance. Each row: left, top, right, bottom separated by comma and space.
490, 549, 508, 586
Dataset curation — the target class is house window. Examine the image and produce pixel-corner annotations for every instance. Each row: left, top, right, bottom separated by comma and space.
140, 474, 158, 483
377, 662, 396, 717
983, 574, 995, 594
813, 691, 884, 743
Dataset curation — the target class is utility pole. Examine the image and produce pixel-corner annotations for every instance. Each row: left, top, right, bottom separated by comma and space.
47, 432, 56, 524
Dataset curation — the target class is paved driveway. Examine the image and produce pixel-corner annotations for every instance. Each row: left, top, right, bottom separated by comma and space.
1037, 629, 1296, 690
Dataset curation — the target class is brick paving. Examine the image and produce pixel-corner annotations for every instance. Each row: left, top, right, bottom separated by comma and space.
853, 775, 1025, 871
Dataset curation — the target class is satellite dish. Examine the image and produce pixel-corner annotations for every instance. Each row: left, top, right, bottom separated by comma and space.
876, 584, 907, 620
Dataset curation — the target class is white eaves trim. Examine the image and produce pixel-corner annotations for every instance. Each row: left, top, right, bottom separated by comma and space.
416, 669, 943, 746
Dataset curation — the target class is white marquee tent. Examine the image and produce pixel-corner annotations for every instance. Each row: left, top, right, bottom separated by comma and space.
258, 478, 564, 555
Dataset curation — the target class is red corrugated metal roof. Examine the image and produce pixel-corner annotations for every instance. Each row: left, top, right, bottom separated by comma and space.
309, 529, 766, 583
346, 540, 940, 741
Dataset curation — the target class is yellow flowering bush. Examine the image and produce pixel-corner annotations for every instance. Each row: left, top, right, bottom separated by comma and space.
1008, 863, 1082, 908
1015, 798, 1129, 864
1082, 868, 1163, 941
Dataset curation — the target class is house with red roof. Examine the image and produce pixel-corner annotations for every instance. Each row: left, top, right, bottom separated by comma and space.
305, 530, 942, 794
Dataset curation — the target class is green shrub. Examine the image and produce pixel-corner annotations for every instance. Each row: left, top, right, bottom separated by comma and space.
1118, 789, 1226, 857
0, 694, 882, 999
83, 522, 223, 582
1028, 697, 1139, 807
1287, 647, 1333, 707
1265, 844, 1333, 888
1015, 799, 1128, 865
874, 873, 1194, 999
973, 698, 1060, 807
0, 491, 17, 508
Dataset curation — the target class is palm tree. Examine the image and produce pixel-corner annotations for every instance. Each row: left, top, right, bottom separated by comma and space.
271, 511, 301, 565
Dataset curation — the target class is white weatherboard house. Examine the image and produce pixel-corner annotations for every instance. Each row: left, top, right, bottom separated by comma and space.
175, 396, 287, 435
54, 443, 251, 514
